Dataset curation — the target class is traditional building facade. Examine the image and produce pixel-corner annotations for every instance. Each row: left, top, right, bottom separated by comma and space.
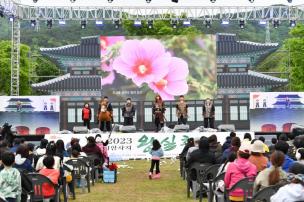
32, 34, 288, 130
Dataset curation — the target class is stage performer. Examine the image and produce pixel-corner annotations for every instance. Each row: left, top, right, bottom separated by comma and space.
203, 98, 215, 129
122, 98, 136, 126
98, 98, 112, 132
82, 103, 92, 129
152, 95, 166, 132
176, 95, 188, 125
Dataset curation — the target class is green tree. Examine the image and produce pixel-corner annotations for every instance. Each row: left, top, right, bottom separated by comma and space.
285, 24, 304, 91
0, 41, 31, 95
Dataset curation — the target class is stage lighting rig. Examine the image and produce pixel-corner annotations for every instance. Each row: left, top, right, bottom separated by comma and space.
0, 6, 4, 18
249, 0, 254, 2
134, 19, 142, 27
146, 0, 151, 3
171, 20, 178, 29
290, 20, 296, 27
172, 0, 178, 3
147, 20, 153, 29
70, 0, 76, 3
33, 0, 38, 3
239, 20, 245, 29
273, 19, 280, 29
81, 20, 86, 29
114, 19, 120, 29
210, 0, 216, 3
287, 0, 292, 3
47, 19, 52, 29
205, 19, 211, 28
108, 0, 113, 3
30, 20, 36, 27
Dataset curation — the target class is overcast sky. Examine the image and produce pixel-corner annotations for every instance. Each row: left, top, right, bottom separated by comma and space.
17, 0, 304, 7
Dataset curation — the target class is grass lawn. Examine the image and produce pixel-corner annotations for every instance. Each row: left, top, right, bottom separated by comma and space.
73, 159, 207, 202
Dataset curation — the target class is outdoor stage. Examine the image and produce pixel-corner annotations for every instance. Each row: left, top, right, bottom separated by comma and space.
43, 132, 252, 160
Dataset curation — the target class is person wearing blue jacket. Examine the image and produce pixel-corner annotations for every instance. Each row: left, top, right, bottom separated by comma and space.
149, 139, 164, 180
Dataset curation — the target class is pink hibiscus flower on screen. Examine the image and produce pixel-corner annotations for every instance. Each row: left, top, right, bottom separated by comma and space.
148, 57, 189, 100
112, 39, 171, 86
100, 36, 125, 52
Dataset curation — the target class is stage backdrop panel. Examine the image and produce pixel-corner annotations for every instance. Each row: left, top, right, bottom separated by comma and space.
0, 96, 60, 135
250, 92, 304, 132
99, 35, 217, 101
45, 132, 250, 160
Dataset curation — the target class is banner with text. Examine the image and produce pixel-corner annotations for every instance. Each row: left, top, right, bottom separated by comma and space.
45, 132, 251, 160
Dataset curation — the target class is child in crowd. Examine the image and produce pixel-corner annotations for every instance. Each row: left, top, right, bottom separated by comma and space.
149, 139, 164, 180
39, 155, 60, 199
0, 151, 22, 202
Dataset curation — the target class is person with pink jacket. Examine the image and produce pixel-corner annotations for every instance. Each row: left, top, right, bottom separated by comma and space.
224, 142, 257, 202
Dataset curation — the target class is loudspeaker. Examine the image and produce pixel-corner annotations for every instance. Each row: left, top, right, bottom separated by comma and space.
73, 126, 89, 134
58, 130, 73, 134
217, 124, 235, 132
90, 128, 102, 134
119, 125, 136, 133
173, 124, 190, 132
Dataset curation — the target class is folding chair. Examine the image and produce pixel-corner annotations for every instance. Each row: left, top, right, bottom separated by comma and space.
225, 176, 255, 202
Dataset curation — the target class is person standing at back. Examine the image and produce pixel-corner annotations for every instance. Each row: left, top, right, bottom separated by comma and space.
122, 98, 136, 126
203, 98, 215, 129
82, 103, 92, 129
176, 95, 188, 125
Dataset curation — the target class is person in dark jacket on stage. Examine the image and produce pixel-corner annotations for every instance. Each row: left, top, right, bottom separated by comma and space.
122, 98, 136, 126
176, 95, 188, 125
82, 103, 92, 129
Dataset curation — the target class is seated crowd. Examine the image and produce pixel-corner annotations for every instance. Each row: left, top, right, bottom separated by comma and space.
181, 132, 304, 202
0, 136, 109, 202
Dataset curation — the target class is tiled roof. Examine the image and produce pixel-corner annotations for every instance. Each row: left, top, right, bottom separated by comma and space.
275, 94, 302, 98
217, 70, 288, 88
32, 74, 102, 92
217, 33, 279, 55
7, 98, 32, 102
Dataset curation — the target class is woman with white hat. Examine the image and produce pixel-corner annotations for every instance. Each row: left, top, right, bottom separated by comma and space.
249, 140, 269, 172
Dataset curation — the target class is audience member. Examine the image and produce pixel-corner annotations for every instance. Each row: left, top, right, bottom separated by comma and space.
9, 138, 21, 153
35, 139, 48, 156
186, 137, 200, 161
39, 155, 60, 198
186, 136, 216, 168
36, 142, 61, 171
208, 134, 222, 163
14, 144, 34, 172
249, 140, 269, 172
222, 132, 236, 152
258, 136, 270, 153
295, 148, 304, 165
71, 143, 86, 157
27, 143, 35, 164
55, 139, 69, 160
222, 137, 241, 163
95, 135, 109, 165
254, 151, 287, 193
274, 140, 295, 172
269, 138, 277, 153
82, 136, 103, 165
243, 133, 252, 142
180, 138, 194, 157
0, 151, 22, 202
224, 142, 257, 202
271, 163, 304, 202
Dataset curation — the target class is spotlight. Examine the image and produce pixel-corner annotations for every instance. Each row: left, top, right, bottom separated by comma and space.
33, 0, 38, 2
205, 19, 211, 28
147, 20, 153, 29
273, 19, 280, 29
96, 20, 103, 26
259, 19, 267, 25
287, 0, 292, 3
172, 0, 178, 2
30, 20, 36, 27
239, 20, 245, 29
134, 19, 142, 27
81, 20, 86, 29
210, 0, 216, 3
59, 19, 66, 25
9, 15, 14, 22
221, 19, 229, 25
183, 19, 191, 26
46, 19, 52, 29
171, 20, 178, 29
290, 20, 296, 27
146, 0, 151, 3
108, 0, 113, 2
70, 0, 76, 2
249, 0, 254, 2
114, 19, 120, 29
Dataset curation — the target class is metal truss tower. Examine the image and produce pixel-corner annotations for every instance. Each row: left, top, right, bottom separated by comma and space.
265, 21, 271, 44
10, 18, 20, 96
